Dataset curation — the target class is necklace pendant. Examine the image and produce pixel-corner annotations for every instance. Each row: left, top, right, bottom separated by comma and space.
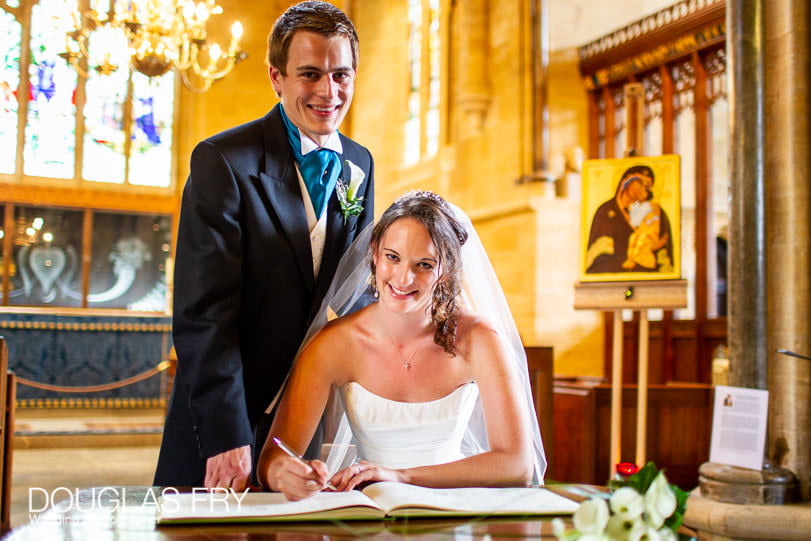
405, 361, 411, 370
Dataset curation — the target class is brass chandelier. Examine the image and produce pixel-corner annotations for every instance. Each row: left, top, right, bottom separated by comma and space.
59, 0, 246, 92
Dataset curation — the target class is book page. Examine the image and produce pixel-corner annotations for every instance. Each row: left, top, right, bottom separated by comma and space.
362, 482, 579, 517
157, 490, 383, 523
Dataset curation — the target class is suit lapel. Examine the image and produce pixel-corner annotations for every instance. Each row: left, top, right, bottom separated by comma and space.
259, 109, 315, 292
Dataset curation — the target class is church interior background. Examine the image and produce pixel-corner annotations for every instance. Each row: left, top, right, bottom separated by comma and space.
1, 0, 809, 535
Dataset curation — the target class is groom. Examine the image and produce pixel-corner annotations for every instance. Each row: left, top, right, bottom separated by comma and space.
154, 1, 374, 489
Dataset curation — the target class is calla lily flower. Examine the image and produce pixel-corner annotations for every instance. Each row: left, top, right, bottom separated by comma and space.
610, 486, 644, 520
345, 160, 365, 200
644, 472, 677, 528
573, 497, 610, 535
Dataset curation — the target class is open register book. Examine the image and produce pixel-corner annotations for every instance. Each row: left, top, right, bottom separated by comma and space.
157, 481, 580, 524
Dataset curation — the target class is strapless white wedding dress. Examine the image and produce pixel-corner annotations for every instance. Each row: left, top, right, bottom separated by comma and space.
338, 381, 480, 469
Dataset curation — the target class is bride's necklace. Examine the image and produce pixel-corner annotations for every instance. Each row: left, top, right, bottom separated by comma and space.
379, 318, 425, 371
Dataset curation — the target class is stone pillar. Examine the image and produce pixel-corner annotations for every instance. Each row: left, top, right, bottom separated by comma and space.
695, 0, 808, 512
727, 0, 767, 393
764, 0, 811, 502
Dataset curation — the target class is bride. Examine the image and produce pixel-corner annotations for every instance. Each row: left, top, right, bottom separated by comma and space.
257, 191, 546, 500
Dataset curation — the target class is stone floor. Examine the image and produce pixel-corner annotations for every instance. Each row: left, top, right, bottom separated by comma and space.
9, 408, 164, 529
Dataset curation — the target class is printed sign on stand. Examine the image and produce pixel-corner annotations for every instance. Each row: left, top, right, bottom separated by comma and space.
709, 385, 769, 471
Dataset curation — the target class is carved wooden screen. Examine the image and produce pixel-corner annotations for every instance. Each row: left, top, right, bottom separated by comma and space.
579, 0, 727, 384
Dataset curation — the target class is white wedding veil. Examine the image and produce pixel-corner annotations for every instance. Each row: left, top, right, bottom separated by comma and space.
273, 195, 547, 484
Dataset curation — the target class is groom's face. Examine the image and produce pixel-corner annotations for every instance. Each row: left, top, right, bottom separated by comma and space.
269, 30, 356, 147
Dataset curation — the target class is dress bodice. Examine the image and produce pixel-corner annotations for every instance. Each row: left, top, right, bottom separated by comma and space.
339, 381, 479, 469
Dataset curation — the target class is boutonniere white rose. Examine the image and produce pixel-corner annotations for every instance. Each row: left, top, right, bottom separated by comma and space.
553, 462, 690, 541
336, 160, 365, 224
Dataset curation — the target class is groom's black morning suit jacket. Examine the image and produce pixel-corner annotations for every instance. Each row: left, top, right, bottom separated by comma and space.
154, 104, 374, 486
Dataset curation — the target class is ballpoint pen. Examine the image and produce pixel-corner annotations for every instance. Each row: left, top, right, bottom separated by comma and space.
272, 436, 338, 491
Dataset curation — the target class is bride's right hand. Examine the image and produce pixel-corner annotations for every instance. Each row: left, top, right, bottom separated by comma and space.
272, 456, 332, 501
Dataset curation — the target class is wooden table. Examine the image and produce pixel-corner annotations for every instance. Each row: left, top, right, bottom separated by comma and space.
4, 486, 595, 540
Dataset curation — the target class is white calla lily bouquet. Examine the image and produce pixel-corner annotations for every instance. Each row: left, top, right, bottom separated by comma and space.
336, 160, 365, 224
553, 462, 690, 541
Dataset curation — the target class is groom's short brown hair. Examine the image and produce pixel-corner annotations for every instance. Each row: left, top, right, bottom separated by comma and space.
267, 1, 360, 74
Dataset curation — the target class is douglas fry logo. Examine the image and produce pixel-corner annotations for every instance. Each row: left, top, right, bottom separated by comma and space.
28, 486, 250, 523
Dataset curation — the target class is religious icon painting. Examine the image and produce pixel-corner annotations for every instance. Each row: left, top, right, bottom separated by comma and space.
579, 154, 682, 282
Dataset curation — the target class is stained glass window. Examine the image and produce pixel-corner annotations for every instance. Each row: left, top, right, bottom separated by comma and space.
0, 0, 176, 187
0, 9, 20, 175
82, 26, 130, 184
128, 72, 174, 187
23, 0, 77, 179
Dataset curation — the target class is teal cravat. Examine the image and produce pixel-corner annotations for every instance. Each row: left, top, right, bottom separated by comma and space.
279, 106, 341, 218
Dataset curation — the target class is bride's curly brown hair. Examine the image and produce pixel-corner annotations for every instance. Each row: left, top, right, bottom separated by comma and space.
370, 191, 468, 355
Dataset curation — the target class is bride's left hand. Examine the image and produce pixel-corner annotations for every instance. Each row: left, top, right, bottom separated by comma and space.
329, 461, 402, 491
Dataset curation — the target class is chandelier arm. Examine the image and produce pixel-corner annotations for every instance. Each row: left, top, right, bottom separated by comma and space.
173, 38, 196, 71
192, 56, 239, 82
180, 69, 213, 93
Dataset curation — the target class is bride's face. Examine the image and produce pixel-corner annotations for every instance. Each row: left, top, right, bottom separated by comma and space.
373, 217, 440, 315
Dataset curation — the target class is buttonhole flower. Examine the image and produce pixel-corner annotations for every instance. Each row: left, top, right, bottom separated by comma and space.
336, 160, 365, 224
